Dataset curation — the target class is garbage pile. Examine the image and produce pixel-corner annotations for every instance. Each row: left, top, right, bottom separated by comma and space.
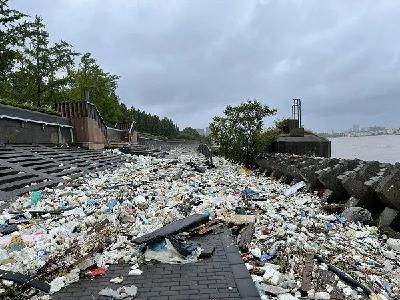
0, 148, 398, 299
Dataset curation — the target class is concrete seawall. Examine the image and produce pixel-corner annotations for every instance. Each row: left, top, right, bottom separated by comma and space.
256, 153, 400, 234
0, 103, 73, 145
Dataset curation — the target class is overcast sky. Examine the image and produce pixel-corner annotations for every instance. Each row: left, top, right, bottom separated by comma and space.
13, 0, 400, 132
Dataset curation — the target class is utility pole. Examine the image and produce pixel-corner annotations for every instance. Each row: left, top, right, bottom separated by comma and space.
292, 98, 302, 128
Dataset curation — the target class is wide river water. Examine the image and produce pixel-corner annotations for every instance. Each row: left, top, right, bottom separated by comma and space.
329, 135, 400, 163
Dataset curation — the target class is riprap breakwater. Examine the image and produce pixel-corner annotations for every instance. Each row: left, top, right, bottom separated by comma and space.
256, 153, 400, 235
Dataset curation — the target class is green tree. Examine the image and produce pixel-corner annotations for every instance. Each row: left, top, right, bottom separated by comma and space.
179, 127, 202, 140
66, 53, 122, 126
127, 107, 179, 138
160, 117, 179, 138
209, 100, 276, 165
7, 16, 77, 107
24, 16, 49, 106
43, 40, 78, 103
0, 0, 27, 95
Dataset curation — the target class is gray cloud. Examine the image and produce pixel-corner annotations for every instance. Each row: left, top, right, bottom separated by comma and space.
13, 0, 400, 131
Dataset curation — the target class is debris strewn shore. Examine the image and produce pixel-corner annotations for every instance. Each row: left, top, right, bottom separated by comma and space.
0, 149, 398, 299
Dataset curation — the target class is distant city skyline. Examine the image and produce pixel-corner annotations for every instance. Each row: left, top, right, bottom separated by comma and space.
319, 124, 400, 137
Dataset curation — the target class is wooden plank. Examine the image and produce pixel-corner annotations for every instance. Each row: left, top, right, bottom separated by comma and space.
0, 270, 50, 293
300, 252, 314, 295
132, 214, 209, 244
237, 222, 255, 251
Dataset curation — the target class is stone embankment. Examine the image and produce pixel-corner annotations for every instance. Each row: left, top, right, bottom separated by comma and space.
256, 153, 400, 234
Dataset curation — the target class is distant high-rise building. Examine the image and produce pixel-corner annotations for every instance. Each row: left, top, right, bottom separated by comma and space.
368, 126, 385, 132
205, 127, 211, 136
352, 124, 360, 132
196, 128, 205, 136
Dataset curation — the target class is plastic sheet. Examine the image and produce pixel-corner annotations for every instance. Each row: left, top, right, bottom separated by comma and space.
98, 285, 137, 299
283, 181, 306, 196
86, 267, 108, 278
144, 238, 201, 264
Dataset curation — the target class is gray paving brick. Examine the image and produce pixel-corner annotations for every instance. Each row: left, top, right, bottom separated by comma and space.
208, 283, 229, 289
178, 289, 200, 295
138, 291, 160, 297
153, 277, 180, 283
227, 252, 245, 264
169, 295, 196, 300
151, 286, 170, 292
190, 295, 217, 299
137, 286, 153, 291
170, 285, 190, 291
235, 278, 260, 298
160, 290, 181, 296
53, 227, 260, 300
231, 263, 250, 279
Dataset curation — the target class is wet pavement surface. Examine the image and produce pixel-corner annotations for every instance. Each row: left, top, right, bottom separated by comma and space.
53, 228, 260, 300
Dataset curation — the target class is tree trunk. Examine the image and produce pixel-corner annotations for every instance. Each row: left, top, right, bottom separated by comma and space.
35, 24, 41, 107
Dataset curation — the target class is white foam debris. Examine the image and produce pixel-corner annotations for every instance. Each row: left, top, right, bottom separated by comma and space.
128, 269, 143, 276
98, 284, 138, 299
110, 276, 124, 283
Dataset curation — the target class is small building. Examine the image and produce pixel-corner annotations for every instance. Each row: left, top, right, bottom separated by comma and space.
271, 99, 331, 157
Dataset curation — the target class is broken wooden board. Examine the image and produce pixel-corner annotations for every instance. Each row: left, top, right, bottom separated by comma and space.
226, 214, 256, 225
237, 222, 255, 251
132, 214, 209, 244
192, 219, 223, 236
0, 270, 50, 293
300, 252, 314, 295
36, 219, 111, 277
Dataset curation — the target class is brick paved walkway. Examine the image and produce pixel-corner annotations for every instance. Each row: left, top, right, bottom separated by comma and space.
53, 228, 260, 300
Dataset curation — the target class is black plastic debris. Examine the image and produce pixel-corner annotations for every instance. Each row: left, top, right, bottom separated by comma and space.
7, 215, 29, 225
198, 244, 215, 259
186, 161, 206, 173
0, 224, 19, 235
169, 236, 198, 257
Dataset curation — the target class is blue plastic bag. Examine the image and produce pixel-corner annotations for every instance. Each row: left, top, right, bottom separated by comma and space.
148, 239, 167, 252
